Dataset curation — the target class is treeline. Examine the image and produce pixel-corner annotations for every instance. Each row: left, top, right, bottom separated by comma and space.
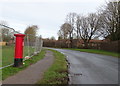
0, 21, 14, 42
58, 1, 120, 48
0, 20, 40, 43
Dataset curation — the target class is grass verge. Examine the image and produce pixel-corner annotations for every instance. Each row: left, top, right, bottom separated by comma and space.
37, 49, 68, 84
2, 49, 46, 80
64, 48, 120, 57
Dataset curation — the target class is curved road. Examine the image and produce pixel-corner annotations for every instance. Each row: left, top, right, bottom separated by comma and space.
46, 48, 118, 84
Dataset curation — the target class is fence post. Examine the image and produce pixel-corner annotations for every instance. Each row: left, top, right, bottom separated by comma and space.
14, 34, 25, 67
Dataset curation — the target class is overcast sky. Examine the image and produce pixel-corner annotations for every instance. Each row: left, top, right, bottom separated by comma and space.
0, 0, 107, 39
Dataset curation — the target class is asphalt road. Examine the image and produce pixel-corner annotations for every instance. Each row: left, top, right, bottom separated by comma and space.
46, 48, 118, 84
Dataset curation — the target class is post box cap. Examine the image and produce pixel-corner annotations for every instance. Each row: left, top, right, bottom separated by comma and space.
14, 34, 25, 37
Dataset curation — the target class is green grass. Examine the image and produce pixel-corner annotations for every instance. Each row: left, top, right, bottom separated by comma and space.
64, 48, 120, 57
37, 49, 68, 84
2, 46, 35, 67
2, 49, 46, 80
2, 46, 14, 67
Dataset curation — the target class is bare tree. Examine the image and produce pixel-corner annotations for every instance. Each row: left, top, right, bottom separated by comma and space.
24, 25, 39, 42
57, 23, 71, 40
66, 13, 77, 48
100, 1, 120, 41
57, 30, 63, 40
66, 13, 77, 39
76, 15, 81, 39
24, 25, 38, 36
0, 21, 13, 42
76, 13, 102, 48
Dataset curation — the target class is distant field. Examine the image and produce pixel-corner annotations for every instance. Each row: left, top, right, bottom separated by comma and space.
2, 46, 35, 67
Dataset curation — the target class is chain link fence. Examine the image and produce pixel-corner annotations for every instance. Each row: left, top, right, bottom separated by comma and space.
24, 34, 43, 59
0, 24, 43, 68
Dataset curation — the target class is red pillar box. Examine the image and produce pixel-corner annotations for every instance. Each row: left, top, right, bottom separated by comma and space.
14, 34, 25, 67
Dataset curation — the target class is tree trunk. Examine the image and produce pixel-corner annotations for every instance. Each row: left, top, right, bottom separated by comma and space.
84, 41, 89, 49
69, 33, 73, 48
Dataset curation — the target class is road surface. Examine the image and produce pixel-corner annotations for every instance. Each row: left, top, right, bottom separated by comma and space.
46, 48, 118, 84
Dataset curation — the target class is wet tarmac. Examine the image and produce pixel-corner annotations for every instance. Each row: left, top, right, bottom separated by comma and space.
46, 48, 118, 84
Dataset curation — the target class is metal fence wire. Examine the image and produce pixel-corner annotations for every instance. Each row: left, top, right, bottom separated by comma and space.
0, 24, 43, 69
24, 34, 43, 58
